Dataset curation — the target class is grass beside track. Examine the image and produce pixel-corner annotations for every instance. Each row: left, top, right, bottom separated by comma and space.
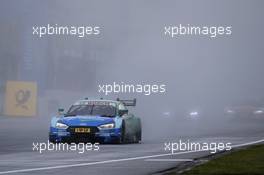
171, 144, 264, 175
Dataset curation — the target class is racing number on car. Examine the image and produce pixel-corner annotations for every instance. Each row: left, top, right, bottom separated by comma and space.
4, 81, 37, 117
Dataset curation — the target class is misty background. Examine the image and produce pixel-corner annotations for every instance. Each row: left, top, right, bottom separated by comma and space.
0, 0, 264, 142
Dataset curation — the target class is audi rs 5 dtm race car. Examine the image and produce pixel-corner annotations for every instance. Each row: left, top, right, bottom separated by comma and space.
49, 98, 141, 143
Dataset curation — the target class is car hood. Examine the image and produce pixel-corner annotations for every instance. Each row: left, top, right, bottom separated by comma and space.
59, 115, 115, 127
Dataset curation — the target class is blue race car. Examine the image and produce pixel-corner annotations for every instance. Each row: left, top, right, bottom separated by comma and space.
49, 98, 141, 143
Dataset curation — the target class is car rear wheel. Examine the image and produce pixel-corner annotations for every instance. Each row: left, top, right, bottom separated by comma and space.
135, 119, 142, 143
117, 121, 126, 144
134, 130, 141, 143
137, 132, 142, 143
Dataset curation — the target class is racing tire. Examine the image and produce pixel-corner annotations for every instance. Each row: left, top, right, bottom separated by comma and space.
136, 130, 142, 143
135, 119, 142, 143
49, 134, 56, 143
117, 121, 126, 144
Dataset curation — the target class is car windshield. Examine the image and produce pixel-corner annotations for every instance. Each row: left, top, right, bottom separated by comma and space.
66, 104, 116, 117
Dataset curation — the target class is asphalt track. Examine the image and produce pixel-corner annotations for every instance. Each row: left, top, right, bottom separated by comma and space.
0, 117, 263, 175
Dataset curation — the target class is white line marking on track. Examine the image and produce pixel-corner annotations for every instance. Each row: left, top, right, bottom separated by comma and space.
232, 139, 264, 148
145, 158, 193, 162
0, 139, 263, 174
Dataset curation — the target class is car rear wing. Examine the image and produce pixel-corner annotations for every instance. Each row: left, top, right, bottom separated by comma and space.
116, 98, 136, 107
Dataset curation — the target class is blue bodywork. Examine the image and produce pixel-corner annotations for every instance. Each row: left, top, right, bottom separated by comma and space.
49, 115, 123, 143
49, 99, 141, 143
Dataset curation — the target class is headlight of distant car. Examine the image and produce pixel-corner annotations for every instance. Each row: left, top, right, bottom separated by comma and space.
226, 109, 234, 113
56, 122, 69, 129
98, 123, 115, 129
254, 110, 264, 114
162, 111, 171, 117
189, 111, 199, 116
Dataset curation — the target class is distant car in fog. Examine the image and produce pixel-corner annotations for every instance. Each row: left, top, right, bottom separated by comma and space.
49, 98, 141, 143
161, 108, 201, 121
224, 100, 264, 121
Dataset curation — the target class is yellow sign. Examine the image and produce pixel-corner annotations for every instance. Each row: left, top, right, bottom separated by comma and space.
4, 81, 37, 117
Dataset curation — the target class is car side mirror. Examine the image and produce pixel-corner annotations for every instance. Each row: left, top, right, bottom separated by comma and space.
118, 109, 128, 116
58, 108, 65, 115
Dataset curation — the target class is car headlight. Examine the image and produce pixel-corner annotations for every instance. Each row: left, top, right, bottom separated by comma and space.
98, 123, 115, 129
226, 110, 234, 113
56, 122, 68, 129
190, 111, 198, 116
254, 110, 264, 114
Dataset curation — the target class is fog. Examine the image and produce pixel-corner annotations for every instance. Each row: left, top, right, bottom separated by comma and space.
1, 0, 264, 141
